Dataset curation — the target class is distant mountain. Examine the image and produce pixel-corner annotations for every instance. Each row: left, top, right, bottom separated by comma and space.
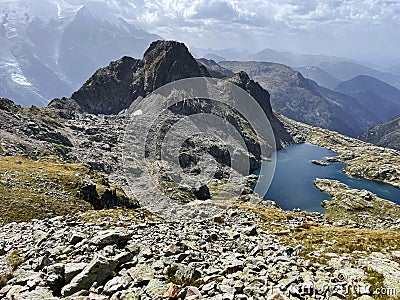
358, 117, 400, 150
294, 66, 341, 90
203, 53, 227, 62
220, 61, 380, 136
248, 48, 352, 67
335, 75, 400, 122
190, 47, 249, 61
318, 61, 400, 89
0, 0, 160, 107
248, 48, 400, 90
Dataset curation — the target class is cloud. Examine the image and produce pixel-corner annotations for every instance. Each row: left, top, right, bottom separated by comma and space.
64, 0, 400, 61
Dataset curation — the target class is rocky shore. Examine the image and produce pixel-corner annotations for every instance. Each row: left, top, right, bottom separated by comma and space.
278, 113, 400, 188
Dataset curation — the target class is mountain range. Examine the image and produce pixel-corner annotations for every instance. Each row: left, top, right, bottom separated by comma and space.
219, 61, 381, 136
335, 75, 400, 123
0, 0, 160, 106
236, 48, 400, 91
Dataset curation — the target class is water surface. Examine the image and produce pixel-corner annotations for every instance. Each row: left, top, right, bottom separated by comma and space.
255, 142, 400, 212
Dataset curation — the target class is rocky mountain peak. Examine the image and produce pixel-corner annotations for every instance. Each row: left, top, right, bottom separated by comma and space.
65, 40, 210, 115
143, 40, 210, 92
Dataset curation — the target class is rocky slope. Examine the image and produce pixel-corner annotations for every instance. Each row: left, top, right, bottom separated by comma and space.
315, 178, 400, 230
335, 75, 400, 123
220, 61, 380, 136
0, 41, 294, 213
358, 117, 400, 150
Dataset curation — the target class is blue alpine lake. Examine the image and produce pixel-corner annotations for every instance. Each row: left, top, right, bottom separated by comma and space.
254, 142, 400, 212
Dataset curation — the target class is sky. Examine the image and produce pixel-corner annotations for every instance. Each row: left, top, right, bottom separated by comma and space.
93, 0, 400, 65
5, 0, 400, 65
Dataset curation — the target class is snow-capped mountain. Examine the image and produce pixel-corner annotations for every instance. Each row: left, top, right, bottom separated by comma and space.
0, 0, 161, 106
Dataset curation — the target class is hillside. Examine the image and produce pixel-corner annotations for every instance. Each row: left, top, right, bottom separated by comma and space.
335, 75, 400, 122
220, 61, 380, 136
294, 66, 341, 90
358, 117, 400, 150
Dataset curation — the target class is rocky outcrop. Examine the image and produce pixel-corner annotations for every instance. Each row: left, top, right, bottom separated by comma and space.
197, 58, 234, 78
315, 179, 400, 230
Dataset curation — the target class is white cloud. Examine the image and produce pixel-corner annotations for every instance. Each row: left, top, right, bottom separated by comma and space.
62, 0, 400, 61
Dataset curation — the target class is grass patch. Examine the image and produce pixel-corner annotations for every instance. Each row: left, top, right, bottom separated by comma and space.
0, 155, 92, 225
165, 265, 204, 288
6, 249, 24, 270
0, 155, 136, 225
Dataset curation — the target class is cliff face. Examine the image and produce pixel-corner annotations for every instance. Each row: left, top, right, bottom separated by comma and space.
66, 41, 210, 115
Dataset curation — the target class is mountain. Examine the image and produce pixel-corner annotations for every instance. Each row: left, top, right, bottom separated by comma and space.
293, 66, 341, 90
219, 61, 380, 136
358, 117, 400, 150
335, 75, 400, 123
317, 61, 400, 89
0, 0, 160, 107
1, 40, 400, 300
248, 48, 352, 67
203, 53, 227, 62
0, 40, 294, 213
386, 64, 400, 76
248, 48, 400, 90
190, 46, 250, 61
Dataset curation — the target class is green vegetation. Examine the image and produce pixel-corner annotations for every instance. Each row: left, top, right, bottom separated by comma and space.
0, 155, 135, 226
6, 249, 25, 270
0, 155, 92, 225
165, 265, 204, 288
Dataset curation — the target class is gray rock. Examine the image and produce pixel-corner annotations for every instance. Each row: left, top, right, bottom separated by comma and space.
64, 262, 88, 283
61, 255, 118, 296
145, 279, 168, 298
91, 229, 131, 246
103, 276, 129, 295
